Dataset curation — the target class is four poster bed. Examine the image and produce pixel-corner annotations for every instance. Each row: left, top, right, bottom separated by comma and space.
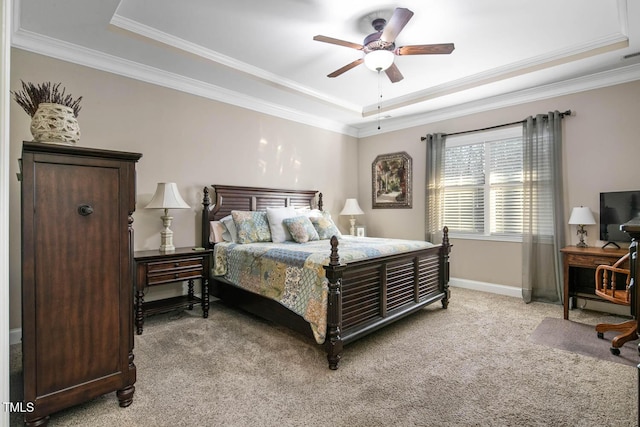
201, 184, 451, 369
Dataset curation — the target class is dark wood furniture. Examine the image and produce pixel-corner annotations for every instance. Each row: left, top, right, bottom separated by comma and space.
134, 247, 212, 334
201, 185, 451, 369
560, 245, 629, 320
20, 141, 141, 426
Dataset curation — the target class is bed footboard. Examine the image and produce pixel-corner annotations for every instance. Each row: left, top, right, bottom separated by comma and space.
323, 227, 451, 370
202, 185, 451, 370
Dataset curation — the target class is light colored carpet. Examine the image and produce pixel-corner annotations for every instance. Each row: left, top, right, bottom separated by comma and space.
10, 287, 639, 426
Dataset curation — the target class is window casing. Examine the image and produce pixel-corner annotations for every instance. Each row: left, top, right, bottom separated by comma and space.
443, 127, 524, 242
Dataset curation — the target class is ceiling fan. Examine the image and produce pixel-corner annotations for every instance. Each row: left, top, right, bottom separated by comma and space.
313, 7, 454, 83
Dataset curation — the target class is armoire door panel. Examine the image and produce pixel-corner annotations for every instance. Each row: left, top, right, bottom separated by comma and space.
34, 162, 122, 394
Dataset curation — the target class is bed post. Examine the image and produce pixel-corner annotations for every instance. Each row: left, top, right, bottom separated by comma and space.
202, 187, 211, 249
440, 226, 451, 309
317, 192, 323, 211
323, 236, 345, 370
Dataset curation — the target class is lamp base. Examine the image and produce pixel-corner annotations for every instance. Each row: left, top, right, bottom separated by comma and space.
159, 213, 175, 253
159, 243, 175, 253
349, 217, 356, 236
576, 226, 588, 248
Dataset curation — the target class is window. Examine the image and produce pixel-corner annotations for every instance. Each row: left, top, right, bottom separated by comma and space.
443, 127, 524, 241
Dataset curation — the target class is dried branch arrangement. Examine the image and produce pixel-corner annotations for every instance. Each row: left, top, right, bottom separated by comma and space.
11, 81, 82, 117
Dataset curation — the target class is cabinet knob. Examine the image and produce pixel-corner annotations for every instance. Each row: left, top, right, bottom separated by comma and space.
78, 204, 94, 216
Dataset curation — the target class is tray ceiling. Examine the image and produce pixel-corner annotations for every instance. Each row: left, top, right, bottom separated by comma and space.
11, 0, 640, 137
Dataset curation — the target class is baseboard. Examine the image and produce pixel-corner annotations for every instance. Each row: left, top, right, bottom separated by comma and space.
449, 277, 522, 298
9, 328, 21, 346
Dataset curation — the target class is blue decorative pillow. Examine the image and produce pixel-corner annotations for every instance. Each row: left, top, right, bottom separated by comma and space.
231, 210, 272, 244
283, 216, 319, 243
309, 212, 341, 240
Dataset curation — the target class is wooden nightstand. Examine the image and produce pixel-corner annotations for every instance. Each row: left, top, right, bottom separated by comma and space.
134, 247, 212, 334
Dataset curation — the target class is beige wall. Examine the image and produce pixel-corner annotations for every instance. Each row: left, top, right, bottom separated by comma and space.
358, 80, 640, 288
8, 49, 359, 330
9, 48, 640, 331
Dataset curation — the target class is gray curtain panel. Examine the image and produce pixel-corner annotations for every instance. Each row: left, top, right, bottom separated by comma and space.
522, 111, 565, 303
425, 133, 447, 243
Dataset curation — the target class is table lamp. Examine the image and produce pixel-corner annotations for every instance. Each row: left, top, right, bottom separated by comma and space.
340, 198, 364, 236
146, 182, 190, 252
568, 206, 596, 248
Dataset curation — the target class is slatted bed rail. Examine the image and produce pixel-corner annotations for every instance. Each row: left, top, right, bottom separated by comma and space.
324, 233, 450, 368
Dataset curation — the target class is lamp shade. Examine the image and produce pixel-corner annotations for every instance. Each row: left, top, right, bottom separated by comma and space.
568, 206, 596, 225
340, 198, 364, 216
145, 182, 190, 209
364, 50, 395, 71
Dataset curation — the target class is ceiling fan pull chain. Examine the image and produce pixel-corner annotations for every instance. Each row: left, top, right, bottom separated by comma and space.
377, 70, 382, 130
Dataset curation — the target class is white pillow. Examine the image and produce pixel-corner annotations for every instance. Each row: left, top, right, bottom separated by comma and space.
210, 221, 228, 243
220, 215, 238, 242
266, 206, 297, 243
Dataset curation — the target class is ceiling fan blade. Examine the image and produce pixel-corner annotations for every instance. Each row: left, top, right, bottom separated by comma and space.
396, 43, 455, 56
327, 58, 364, 78
385, 63, 404, 83
313, 35, 363, 51
381, 8, 414, 43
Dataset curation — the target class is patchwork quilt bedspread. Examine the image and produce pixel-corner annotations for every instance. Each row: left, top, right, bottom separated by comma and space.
212, 236, 434, 344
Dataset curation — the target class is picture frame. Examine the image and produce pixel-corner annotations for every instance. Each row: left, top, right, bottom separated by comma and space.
355, 225, 366, 237
372, 151, 412, 209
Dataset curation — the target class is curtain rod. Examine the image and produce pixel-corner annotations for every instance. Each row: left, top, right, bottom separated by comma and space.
420, 110, 572, 141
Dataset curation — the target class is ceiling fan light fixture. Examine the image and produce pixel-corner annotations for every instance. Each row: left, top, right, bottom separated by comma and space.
364, 50, 394, 72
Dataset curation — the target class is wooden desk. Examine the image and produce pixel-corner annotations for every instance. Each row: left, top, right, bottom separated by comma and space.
560, 246, 628, 320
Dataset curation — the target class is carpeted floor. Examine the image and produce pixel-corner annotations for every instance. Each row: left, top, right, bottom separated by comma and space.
10, 287, 639, 426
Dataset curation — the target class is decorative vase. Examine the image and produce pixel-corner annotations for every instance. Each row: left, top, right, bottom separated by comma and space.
30, 103, 80, 145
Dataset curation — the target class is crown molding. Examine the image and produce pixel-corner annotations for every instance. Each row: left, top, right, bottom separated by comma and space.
10, 27, 360, 138
356, 62, 640, 137
109, 13, 362, 115
9, 18, 640, 140
362, 33, 629, 117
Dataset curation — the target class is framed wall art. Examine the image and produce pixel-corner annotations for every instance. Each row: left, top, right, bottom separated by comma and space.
372, 151, 412, 209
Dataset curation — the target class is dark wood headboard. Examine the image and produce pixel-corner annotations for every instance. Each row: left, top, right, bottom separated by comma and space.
201, 185, 322, 248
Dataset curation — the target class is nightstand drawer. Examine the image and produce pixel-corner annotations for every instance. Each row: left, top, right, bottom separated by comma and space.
148, 267, 203, 285
147, 258, 204, 274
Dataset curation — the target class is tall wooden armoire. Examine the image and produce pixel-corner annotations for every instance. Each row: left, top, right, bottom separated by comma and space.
20, 141, 142, 426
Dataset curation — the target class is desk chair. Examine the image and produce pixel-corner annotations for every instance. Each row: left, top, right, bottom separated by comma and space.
594, 253, 638, 355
